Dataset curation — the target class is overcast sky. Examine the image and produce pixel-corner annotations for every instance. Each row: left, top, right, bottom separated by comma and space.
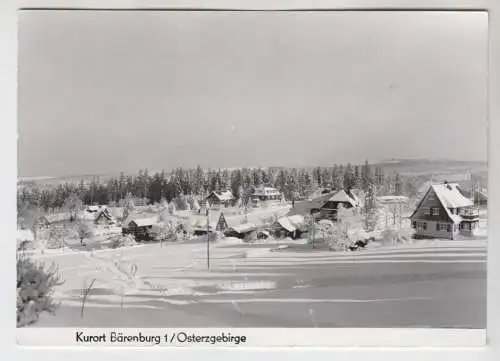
18, 10, 488, 177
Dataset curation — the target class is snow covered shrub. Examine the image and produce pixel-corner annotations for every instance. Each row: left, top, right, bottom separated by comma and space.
17, 254, 63, 327
75, 221, 95, 246
380, 228, 411, 245
109, 234, 136, 249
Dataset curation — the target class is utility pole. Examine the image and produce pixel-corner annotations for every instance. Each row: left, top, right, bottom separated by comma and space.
206, 207, 210, 269
310, 214, 316, 249
244, 197, 248, 223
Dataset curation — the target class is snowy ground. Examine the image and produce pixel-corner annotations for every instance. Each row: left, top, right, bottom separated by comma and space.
30, 224, 487, 328
24, 207, 487, 328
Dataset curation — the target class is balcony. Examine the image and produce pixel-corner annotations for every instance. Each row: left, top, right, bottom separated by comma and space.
458, 207, 480, 219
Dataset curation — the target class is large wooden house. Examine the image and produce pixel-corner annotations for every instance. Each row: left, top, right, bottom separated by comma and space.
251, 186, 283, 207
318, 189, 361, 221
410, 182, 480, 240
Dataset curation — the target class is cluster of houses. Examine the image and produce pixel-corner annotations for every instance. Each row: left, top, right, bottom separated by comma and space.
287, 181, 486, 241
17, 179, 488, 248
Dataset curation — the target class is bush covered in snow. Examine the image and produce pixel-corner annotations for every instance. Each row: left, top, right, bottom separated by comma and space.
17, 254, 63, 327
109, 234, 137, 249
380, 227, 412, 245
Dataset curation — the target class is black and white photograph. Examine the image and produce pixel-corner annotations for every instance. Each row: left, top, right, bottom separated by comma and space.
16, 8, 488, 344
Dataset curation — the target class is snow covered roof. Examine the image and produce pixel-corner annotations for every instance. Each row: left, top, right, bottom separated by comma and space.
230, 223, 257, 234
277, 215, 305, 232
326, 190, 359, 207
410, 183, 474, 224
207, 191, 234, 201
432, 183, 473, 209
127, 217, 158, 227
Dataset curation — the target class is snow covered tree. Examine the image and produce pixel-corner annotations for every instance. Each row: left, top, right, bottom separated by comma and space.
361, 159, 374, 192
230, 169, 243, 200
354, 165, 362, 189
252, 168, 263, 187
394, 173, 404, 196
62, 193, 83, 222
119, 192, 135, 223
276, 170, 287, 193
194, 165, 204, 195
343, 163, 356, 191
17, 254, 63, 327
75, 221, 95, 246
364, 184, 380, 232
337, 165, 345, 190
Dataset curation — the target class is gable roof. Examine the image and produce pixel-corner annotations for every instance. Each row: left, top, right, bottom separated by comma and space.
325, 190, 359, 208
277, 215, 306, 232
433, 183, 473, 208
229, 223, 258, 234
410, 183, 473, 224
206, 190, 234, 201
287, 192, 336, 216
95, 208, 116, 222
127, 217, 158, 227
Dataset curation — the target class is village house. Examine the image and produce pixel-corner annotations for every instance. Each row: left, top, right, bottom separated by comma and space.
251, 186, 282, 207
318, 189, 361, 221
94, 208, 117, 226
410, 182, 480, 240
205, 190, 234, 208
272, 215, 306, 239
122, 217, 158, 241
287, 191, 336, 218
224, 222, 258, 240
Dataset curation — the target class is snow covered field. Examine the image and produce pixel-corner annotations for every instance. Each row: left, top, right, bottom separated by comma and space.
28, 222, 487, 328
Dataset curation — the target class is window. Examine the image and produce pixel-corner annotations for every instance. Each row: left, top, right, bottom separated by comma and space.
416, 222, 427, 231
437, 223, 450, 232
431, 207, 440, 216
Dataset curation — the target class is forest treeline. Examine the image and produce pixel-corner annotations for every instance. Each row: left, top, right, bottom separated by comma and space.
18, 161, 421, 213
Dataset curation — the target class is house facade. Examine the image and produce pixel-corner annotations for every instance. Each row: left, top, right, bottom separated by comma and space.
319, 189, 361, 221
251, 186, 282, 207
94, 208, 116, 225
122, 217, 158, 241
206, 191, 234, 208
410, 183, 480, 240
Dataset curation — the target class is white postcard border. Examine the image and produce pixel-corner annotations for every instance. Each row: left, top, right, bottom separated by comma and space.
1, 0, 500, 360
